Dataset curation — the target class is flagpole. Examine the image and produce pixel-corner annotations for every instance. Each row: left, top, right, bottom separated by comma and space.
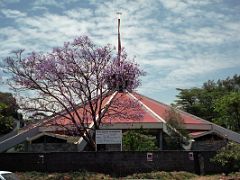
117, 12, 122, 65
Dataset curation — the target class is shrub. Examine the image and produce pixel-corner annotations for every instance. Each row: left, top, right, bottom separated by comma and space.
123, 129, 158, 151
211, 142, 240, 172
0, 115, 14, 134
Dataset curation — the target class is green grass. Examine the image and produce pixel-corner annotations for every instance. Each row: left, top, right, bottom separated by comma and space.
16, 171, 112, 180
125, 171, 197, 180
15, 171, 240, 180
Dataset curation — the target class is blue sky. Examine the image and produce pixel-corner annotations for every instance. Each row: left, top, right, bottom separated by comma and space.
0, 0, 240, 104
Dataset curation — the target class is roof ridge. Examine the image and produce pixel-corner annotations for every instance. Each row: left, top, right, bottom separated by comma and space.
176, 108, 212, 125
134, 91, 212, 125
133, 91, 171, 107
127, 92, 166, 123
21, 91, 117, 129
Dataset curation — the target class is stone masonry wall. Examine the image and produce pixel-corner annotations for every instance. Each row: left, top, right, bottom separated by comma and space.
0, 151, 226, 176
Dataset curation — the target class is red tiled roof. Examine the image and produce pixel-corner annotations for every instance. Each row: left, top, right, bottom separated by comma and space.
102, 92, 160, 124
189, 131, 210, 138
43, 93, 113, 126
42, 91, 210, 128
133, 92, 209, 125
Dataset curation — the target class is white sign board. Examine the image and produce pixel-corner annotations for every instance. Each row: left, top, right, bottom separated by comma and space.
96, 130, 122, 144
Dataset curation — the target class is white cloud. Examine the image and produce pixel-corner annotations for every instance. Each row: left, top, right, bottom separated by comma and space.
32, 0, 81, 9
224, 22, 240, 33
65, 8, 93, 19
30, 6, 48, 12
1, 9, 26, 18
0, 14, 94, 57
33, 0, 63, 8
143, 55, 240, 91
182, 27, 230, 44
0, 0, 240, 104
159, 0, 219, 14
169, 58, 239, 80
159, 0, 188, 13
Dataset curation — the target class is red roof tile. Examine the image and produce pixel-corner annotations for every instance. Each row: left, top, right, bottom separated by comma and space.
102, 92, 159, 124
42, 91, 210, 128
133, 92, 209, 125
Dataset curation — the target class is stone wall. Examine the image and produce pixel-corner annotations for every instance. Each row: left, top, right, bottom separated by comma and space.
27, 143, 78, 152
0, 151, 227, 175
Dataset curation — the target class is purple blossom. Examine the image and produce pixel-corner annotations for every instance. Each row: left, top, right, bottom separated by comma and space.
4, 35, 145, 149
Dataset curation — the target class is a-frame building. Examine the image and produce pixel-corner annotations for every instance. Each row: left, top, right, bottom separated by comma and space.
1, 15, 240, 153
1, 90, 240, 152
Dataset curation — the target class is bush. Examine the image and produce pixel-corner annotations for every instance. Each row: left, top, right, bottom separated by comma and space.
123, 129, 158, 151
0, 115, 14, 135
211, 142, 240, 172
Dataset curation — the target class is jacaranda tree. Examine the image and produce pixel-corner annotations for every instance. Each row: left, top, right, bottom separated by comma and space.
4, 36, 145, 149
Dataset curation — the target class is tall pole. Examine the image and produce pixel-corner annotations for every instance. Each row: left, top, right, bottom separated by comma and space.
117, 12, 122, 65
